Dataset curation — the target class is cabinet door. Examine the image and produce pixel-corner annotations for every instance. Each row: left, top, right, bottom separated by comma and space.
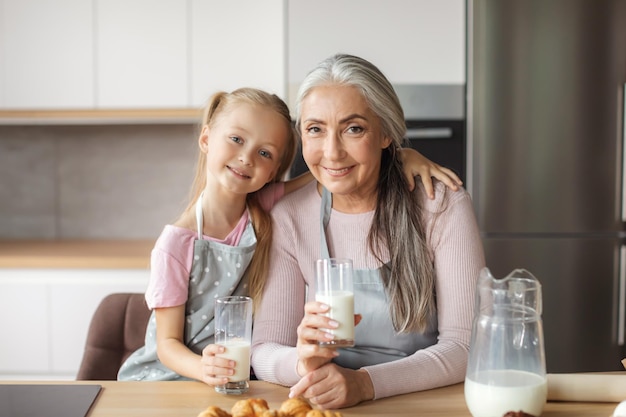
48, 269, 149, 375
0, 269, 149, 379
0, 0, 94, 109
288, 0, 465, 104
95, 0, 188, 108
0, 276, 50, 374
190, 0, 286, 105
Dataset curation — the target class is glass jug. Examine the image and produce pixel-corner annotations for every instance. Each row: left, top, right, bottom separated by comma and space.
465, 268, 547, 417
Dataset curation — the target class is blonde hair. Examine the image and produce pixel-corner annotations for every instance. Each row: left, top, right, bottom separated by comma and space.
183, 87, 297, 307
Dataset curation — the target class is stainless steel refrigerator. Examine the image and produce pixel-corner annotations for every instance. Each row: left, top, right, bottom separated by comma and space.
468, 0, 626, 372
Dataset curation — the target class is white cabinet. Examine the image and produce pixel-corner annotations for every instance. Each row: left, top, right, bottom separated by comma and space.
0, 0, 94, 109
190, 0, 287, 105
1, 1, 462, 111
0, 280, 49, 373
95, 0, 188, 108
0, 0, 287, 111
287, 0, 465, 104
0, 269, 149, 379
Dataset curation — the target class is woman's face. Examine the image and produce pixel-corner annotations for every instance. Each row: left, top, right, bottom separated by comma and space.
300, 84, 392, 212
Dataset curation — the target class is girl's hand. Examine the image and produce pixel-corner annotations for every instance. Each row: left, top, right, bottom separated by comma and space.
295, 301, 340, 376
399, 148, 463, 198
289, 363, 374, 409
199, 344, 236, 386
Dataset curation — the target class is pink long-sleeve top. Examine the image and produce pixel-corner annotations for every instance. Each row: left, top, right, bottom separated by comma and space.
251, 180, 486, 400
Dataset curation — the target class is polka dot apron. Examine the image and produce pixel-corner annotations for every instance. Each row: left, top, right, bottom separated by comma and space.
118, 193, 256, 381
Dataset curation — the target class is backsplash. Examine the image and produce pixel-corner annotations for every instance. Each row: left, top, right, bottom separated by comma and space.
0, 124, 199, 239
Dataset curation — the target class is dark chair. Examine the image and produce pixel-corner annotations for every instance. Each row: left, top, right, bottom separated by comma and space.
76, 293, 151, 380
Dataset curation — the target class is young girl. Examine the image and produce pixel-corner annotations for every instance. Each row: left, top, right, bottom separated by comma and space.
118, 87, 461, 385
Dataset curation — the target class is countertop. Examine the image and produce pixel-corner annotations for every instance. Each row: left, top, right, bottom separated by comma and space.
1, 380, 622, 417
0, 239, 154, 269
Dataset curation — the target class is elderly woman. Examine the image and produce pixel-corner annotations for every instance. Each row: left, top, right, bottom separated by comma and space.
251, 54, 485, 409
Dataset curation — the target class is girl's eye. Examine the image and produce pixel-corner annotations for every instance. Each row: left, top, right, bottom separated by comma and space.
259, 149, 272, 159
230, 136, 243, 144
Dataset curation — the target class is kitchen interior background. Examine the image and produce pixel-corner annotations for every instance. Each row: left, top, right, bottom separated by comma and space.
0, 0, 464, 240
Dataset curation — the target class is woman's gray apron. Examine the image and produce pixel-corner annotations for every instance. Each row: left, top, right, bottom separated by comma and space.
319, 187, 438, 369
118, 193, 256, 380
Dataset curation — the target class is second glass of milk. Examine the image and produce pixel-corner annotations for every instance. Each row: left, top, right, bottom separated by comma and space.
315, 258, 355, 348
214, 295, 253, 394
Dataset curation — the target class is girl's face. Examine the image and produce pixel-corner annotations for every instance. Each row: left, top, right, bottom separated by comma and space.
300, 84, 392, 212
200, 102, 289, 196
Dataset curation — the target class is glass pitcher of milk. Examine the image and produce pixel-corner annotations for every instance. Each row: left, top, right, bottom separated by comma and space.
465, 268, 547, 417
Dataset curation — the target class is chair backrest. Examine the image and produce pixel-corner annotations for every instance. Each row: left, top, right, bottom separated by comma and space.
76, 292, 151, 380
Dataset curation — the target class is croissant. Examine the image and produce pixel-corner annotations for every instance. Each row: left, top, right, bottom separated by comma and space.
305, 411, 342, 417
197, 405, 232, 417
231, 398, 270, 417
278, 397, 313, 417
258, 411, 292, 417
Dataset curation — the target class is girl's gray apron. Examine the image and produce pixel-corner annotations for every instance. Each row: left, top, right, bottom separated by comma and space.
319, 187, 438, 369
118, 193, 256, 380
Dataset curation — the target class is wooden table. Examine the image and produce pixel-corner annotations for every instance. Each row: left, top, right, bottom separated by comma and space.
2, 380, 619, 417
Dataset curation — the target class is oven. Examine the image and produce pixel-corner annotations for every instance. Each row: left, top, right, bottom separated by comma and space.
289, 84, 466, 184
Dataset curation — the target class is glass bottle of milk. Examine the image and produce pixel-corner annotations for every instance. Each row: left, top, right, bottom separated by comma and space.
465, 268, 547, 417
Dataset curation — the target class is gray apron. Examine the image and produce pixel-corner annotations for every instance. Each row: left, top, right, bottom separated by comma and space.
118, 193, 256, 380
319, 187, 438, 369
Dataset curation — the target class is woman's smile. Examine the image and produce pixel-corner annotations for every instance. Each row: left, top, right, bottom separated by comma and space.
323, 165, 354, 176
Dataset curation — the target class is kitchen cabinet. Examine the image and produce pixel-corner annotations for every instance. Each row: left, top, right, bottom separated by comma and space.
190, 0, 286, 105
0, 269, 149, 379
1, 1, 460, 115
96, 0, 188, 108
287, 0, 465, 105
0, 0, 286, 114
0, 0, 94, 109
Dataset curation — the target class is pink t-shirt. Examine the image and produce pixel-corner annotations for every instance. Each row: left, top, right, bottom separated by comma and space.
145, 183, 285, 309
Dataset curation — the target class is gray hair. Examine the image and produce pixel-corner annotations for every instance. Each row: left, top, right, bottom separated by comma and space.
295, 54, 408, 150
295, 54, 436, 333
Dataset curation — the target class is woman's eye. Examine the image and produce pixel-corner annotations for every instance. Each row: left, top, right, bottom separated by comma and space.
230, 136, 243, 143
259, 149, 272, 159
305, 126, 321, 134
347, 125, 364, 134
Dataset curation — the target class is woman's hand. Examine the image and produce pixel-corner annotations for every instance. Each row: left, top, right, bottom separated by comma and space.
295, 301, 340, 376
289, 363, 374, 409
399, 148, 462, 198
199, 344, 236, 386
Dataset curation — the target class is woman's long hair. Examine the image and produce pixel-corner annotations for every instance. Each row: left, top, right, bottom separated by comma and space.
182, 88, 297, 308
295, 54, 435, 332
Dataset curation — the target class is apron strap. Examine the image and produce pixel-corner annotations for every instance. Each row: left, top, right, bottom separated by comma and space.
320, 187, 332, 259
195, 191, 205, 240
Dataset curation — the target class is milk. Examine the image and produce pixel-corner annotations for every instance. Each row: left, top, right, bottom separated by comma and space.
216, 340, 251, 382
316, 290, 354, 343
465, 370, 547, 417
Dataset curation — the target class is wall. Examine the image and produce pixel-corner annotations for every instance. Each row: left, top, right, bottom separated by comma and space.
0, 124, 199, 239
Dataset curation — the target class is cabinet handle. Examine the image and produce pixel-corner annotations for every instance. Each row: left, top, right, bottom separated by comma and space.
617, 244, 626, 346
405, 127, 453, 140
621, 84, 626, 222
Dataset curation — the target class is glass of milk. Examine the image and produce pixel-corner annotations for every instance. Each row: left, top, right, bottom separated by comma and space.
315, 258, 355, 347
214, 296, 253, 394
